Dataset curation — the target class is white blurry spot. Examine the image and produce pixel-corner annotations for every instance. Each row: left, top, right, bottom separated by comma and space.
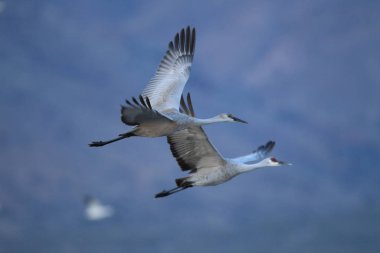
83, 196, 114, 221
0, 1, 6, 14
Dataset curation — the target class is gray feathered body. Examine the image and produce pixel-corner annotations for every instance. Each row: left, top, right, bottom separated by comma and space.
121, 105, 197, 138
129, 110, 197, 137
183, 160, 242, 186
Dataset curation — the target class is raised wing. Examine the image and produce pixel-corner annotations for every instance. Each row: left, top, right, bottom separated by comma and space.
141, 26, 196, 112
121, 95, 173, 126
231, 141, 275, 164
167, 95, 225, 172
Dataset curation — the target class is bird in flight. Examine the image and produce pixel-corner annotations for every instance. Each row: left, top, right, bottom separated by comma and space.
83, 195, 114, 221
155, 96, 291, 198
89, 26, 246, 147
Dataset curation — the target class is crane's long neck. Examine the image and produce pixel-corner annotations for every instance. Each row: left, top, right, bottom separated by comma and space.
232, 153, 260, 164
194, 116, 226, 126
237, 159, 270, 173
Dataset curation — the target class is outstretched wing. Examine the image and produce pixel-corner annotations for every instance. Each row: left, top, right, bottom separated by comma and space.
167, 124, 225, 172
168, 94, 225, 172
141, 26, 196, 112
231, 141, 275, 164
121, 95, 173, 126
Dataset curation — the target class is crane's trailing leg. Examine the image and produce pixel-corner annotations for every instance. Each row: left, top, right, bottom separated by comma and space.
155, 179, 193, 198
155, 186, 192, 198
89, 132, 135, 147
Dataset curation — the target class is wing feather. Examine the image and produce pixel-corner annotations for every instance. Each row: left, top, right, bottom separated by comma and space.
121, 96, 173, 125
186, 93, 195, 117
141, 26, 196, 111
179, 92, 196, 117
180, 94, 190, 115
167, 126, 226, 172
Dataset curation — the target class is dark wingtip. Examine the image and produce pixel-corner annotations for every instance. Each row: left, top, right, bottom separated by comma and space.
191, 27, 196, 54
266, 140, 276, 153
168, 41, 174, 51
145, 96, 152, 110
125, 99, 137, 108
255, 141, 275, 154
180, 94, 190, 115
187, 92, 195, 117
171, 26, 196, 55
139, 95, 146, 108
132, 96, 140, 107
174, 33, 180, 50
180, 28, 185, 52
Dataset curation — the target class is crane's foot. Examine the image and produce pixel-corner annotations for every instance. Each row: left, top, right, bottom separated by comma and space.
154, 185, 192, 198
88, 141, 106, 147
155, 190, 171, 198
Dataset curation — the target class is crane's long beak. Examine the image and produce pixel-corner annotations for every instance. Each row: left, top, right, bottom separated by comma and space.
279, 160, 292, 166
230, 115, 248, 124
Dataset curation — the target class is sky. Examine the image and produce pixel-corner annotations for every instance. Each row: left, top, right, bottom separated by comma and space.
1, 0, 380, 252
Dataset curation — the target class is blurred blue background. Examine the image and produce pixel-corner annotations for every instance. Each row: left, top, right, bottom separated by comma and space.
1, 0, 380, 252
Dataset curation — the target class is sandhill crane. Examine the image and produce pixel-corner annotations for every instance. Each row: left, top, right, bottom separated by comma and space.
155, 98, 291, 198
89, 26, 246, 147
83, 195, 114, 221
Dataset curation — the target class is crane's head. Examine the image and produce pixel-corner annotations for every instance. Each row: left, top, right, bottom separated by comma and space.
218, 113, 248, 124
263, 157, 292, 166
